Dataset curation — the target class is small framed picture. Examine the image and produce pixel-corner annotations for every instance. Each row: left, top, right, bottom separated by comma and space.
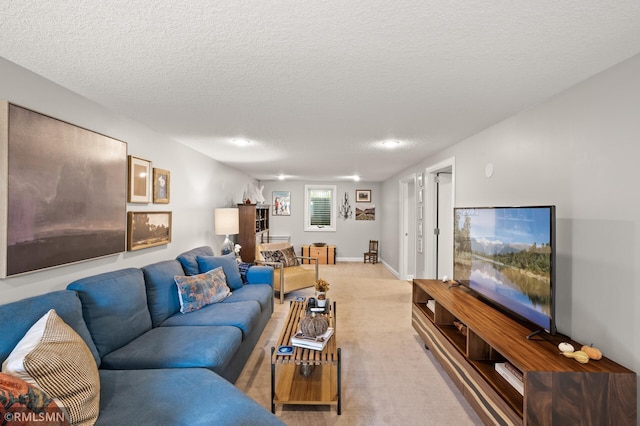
417, 238, 423, 253
153, 168, 170, 204
417, 189, 423, 203
417, 221, 423, 237
128, 156, 151, 203
418, 205, 423, 220
272, 191, 291, 216
417, 172, 424, 187
127, 211, 172, 251
356, 189, 371, 203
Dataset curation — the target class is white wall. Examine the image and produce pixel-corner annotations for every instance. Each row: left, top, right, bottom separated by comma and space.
259, 180, 381, 260
0, 57, 255, 303
383, 53, 640, 399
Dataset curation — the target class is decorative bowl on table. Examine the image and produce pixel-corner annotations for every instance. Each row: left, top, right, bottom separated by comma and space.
312, 242, 326, 247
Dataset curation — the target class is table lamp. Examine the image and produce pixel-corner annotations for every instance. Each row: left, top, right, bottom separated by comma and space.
214, 208, 239, 255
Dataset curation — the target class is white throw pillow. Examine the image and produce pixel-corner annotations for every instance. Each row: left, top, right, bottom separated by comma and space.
2, 309, 100, 426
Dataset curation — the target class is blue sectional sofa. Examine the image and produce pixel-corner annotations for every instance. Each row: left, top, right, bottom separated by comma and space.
0, 247, 283, 426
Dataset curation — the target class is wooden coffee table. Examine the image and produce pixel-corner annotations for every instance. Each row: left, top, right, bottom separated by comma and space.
270, 300, 342, 414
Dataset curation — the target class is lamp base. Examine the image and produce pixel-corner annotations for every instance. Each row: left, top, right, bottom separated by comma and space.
221, 235, 234, 255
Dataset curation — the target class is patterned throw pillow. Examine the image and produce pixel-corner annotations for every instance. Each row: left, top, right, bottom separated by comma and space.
0, 372, 69, 425
260, 249, 286, 265
174, 267, 231, 314
261, 246, 299, 267
2, 309, 100, 426
279, 246, 300, 267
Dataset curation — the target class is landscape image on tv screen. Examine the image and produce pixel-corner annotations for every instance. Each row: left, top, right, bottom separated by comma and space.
453, 206, 554, 332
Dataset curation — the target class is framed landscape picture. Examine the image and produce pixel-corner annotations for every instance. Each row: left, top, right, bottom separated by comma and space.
1, 102, 127, 277
128, 156, 151, 203
127, 211, 172, 251
356, 189, 371, 202
272, 191, 291, 216
153, 168, 170, 204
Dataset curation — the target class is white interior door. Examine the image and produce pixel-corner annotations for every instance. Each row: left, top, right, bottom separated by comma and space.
399, 175, 416, 280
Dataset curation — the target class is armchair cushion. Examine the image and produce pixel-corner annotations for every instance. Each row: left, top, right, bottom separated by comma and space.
196, 253, 243, 290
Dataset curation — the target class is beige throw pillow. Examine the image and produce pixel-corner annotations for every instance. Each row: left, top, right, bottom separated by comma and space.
2, 309, 100, 426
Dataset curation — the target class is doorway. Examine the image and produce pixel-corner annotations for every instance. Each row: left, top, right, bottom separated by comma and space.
399, 174, 416, 280
424, 158, 455, 280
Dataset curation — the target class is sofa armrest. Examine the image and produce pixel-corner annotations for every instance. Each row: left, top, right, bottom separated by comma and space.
245, 265, 274, 287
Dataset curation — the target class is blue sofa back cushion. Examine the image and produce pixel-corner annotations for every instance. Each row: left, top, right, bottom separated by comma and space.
196, 253, 243, 290
141, 260, 184, 327
67, 268, 153, 358
176, 246, 214, 276
0, 290, 101, 367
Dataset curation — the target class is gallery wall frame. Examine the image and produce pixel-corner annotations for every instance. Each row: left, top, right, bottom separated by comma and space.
0, 101, 127, 277
417, 172, 424, 187
272, 191, 291, 216
127, 211, 172, 251
356, 189, 371, 202
128, 155, 151, 203
355, 204, 375, 221
153, 168, 170, 204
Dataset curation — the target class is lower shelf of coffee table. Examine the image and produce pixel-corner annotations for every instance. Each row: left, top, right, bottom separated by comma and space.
274, 363, 339, 406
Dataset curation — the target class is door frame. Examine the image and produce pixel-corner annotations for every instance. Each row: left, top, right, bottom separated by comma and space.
424, 157, 456, 279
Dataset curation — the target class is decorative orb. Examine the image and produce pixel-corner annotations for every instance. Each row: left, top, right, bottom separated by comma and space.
300, 313, 329, 337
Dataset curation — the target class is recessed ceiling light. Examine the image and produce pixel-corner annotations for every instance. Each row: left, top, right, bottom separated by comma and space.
382, 139, 401, 148
233, 138, 251, 146
278, 174, 286, 180
353, 175, 361, 182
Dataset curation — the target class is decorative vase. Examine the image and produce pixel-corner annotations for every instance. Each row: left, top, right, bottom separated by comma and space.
316, 292, 327, 307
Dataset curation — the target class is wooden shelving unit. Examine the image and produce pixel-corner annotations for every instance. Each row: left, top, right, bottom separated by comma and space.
237, 204, 269, 263
412, 279, 637, 425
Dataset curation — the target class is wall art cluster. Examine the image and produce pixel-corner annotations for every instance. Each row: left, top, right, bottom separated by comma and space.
0, 102, 174, 277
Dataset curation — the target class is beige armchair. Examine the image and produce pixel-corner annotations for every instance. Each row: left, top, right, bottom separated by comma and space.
256, 242, 319, 303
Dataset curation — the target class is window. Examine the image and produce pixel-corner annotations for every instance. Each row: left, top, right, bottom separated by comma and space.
304, 185, 337, 232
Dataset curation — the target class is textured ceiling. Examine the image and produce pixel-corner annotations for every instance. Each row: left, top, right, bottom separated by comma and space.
2, 1, 640, 181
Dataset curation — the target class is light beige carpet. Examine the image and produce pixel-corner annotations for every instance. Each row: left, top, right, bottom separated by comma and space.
236, 262, 483, 425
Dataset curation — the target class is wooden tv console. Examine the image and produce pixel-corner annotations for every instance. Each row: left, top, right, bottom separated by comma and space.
412, 279, 636, 425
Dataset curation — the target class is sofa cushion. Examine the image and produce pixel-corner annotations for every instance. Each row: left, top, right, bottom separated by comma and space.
2, 309, 100, 426
175, 267, 231, 313
100, 325, 241, 375
196, 253, 244, 290
0, 373, 67, 424
67, 268, 153, 358
141, 259, 184, 327
97, 368, 284, 426
176, 245, 214, 275
222, 284, 273, 312
0, 290, 100, 368
160, 300, 261, 339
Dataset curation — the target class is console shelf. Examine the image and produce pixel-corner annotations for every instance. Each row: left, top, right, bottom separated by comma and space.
412, 279, 636, 425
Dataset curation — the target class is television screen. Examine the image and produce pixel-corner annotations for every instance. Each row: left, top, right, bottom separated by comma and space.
453, 206, 556, 334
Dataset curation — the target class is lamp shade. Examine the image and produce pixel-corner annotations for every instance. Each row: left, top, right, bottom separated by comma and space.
214, 208, 239, 235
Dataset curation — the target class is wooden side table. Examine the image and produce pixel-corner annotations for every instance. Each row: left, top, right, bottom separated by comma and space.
271, 300, 342, 414
301, 245, 336, 264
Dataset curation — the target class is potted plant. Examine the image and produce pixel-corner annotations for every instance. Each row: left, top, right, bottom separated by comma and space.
315, 279, 330, 307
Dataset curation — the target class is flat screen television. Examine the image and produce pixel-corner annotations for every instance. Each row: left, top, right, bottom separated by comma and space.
453, 205, 556, 335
